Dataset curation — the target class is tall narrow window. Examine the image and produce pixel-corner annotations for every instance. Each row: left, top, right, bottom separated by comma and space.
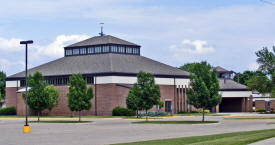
111, 45, 117, 52
88, 47, 95, 54
80, 48, 86, 55
73, 49, 79, 55
95, 46, 101, 53
102, 45, 109, 53
66, 49, 72, 56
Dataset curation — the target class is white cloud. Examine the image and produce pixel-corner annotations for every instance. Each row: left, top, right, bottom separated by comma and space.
169, 40, 214, 55
0, 37, 23, 51
35, 34, 89, 57
0, 58, 24, 72
248, 62, 259, 71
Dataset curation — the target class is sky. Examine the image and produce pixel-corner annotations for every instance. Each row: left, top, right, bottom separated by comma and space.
0, 0, 275, 76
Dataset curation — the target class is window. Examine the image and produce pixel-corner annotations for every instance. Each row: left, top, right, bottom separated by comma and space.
73, 49, 79, 55
88, 47, 95, 54
126, 47, 132, 54
80, 48, 86, 55
95, 46, 101, 53
111, 45, 118, 53
65, 49, 73, 56
20, 80, 26, 87
118, 46, 125, 53
102, 45, 109, 53
165, 101, 172, 113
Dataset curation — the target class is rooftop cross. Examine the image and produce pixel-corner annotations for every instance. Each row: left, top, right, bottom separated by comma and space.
99, 22, 104, 36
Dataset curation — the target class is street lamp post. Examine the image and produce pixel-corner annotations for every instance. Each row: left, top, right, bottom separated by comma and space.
20, 40, 33, 133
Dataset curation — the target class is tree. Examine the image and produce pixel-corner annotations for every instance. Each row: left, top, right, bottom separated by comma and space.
233, 71, 265, 85
186, 62, 222, 122
45, 85, 59, 111
24, 72, 49, 122
255, 47, 275, 76
67, 74, 93, 121
0, 71, 6, 102
157, 101, 164, 111
247, 47, 275, 98
137, 72, 160, 120
126, 86, 141, 118
126, 72, 160, 120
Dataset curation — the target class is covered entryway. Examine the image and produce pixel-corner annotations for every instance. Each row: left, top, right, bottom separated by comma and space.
219, 97, 244, 112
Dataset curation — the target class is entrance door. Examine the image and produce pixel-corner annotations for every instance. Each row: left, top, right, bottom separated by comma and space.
165, 101, 172, 113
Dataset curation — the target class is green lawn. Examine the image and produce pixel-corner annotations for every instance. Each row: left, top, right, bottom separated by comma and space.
132, 121, 218, 124
29, 120, 92, 123
175, 113, 229, 116
114, 129, 275, 145
0, 115, 124, 118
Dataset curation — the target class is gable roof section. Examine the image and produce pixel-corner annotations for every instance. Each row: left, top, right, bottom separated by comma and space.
7, 53, 189, 79
219, 79, 248, 90
65, 35, 140, 48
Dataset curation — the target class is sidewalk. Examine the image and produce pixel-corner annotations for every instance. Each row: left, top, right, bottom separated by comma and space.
250, 137, 275, 145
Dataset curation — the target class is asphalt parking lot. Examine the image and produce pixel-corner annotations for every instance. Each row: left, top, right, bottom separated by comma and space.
1, 114, 275, 145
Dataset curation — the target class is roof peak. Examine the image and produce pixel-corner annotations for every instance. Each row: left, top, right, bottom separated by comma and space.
65, 34, 140, 48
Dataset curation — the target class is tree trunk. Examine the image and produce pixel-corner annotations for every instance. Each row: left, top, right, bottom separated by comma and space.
136, 110, 138, 118
70, 111, 73, 118
146, 110, 148, 121
38, 111, 40, 122
78, 111, 81, 122
202, 108, 205, 122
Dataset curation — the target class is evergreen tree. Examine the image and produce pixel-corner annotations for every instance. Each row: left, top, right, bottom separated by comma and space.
67, 74, 93, 121
0, 71, 6, 101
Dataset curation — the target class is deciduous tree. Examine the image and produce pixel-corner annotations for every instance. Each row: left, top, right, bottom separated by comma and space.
67, 74, 93, 121
186, 62, 222, 122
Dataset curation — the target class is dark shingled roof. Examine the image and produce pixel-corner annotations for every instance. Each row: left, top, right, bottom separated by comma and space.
65, 35, 140, 48
215, 66, 231, 73
7, 53, 189, 79
219, 79, 247, 90
117, 79, 248, 91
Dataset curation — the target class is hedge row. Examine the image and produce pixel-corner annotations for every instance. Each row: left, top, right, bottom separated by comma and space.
0, 107, 16, 115
112, 106, 135, 116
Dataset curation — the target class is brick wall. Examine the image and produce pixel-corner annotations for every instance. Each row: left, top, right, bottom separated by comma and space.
255, 100, 265, 109
6, 83, 177, 116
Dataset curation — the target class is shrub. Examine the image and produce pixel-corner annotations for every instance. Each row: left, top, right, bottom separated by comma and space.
138, 111, 168, 117
0, 107, 16, 115
112, 106, 135, 116
199, 109, 210, 113
190, 111, 199, 113
255, 109, 266, 113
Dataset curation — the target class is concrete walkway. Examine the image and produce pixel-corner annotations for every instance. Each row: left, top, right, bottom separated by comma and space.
250, 137, 275, 145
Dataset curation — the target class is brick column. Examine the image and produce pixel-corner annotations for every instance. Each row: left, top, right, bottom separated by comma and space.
249, 95, 253, 113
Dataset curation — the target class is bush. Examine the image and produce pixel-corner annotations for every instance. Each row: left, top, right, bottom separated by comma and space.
112, 106, 135, 116
255, 109, 266, 113
138, 111, 168, 117
199, 109, 210, 113
190, 111, 199, 113
0, 107, 16, 115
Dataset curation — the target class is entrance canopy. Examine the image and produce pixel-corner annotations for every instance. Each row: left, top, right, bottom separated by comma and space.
16, 87, 31, 93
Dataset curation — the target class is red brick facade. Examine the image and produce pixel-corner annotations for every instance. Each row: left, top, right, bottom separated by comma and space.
6, 84, 179, 116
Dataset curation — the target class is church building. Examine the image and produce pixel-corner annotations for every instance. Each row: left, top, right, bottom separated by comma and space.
5, 33, 253, 116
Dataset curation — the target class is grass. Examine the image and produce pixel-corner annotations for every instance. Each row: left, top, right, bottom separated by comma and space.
29, 120, 93, 123
132, 120, 218, 124
113, 129, 275, 145
175, 113, 229, 116
224, 117, 275, 120
0, 115, 124, 118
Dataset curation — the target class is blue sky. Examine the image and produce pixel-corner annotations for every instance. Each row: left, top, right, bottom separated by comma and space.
0, 0, 275, 76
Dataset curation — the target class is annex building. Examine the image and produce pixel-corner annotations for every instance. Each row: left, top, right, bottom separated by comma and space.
6, 34, 254, 116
